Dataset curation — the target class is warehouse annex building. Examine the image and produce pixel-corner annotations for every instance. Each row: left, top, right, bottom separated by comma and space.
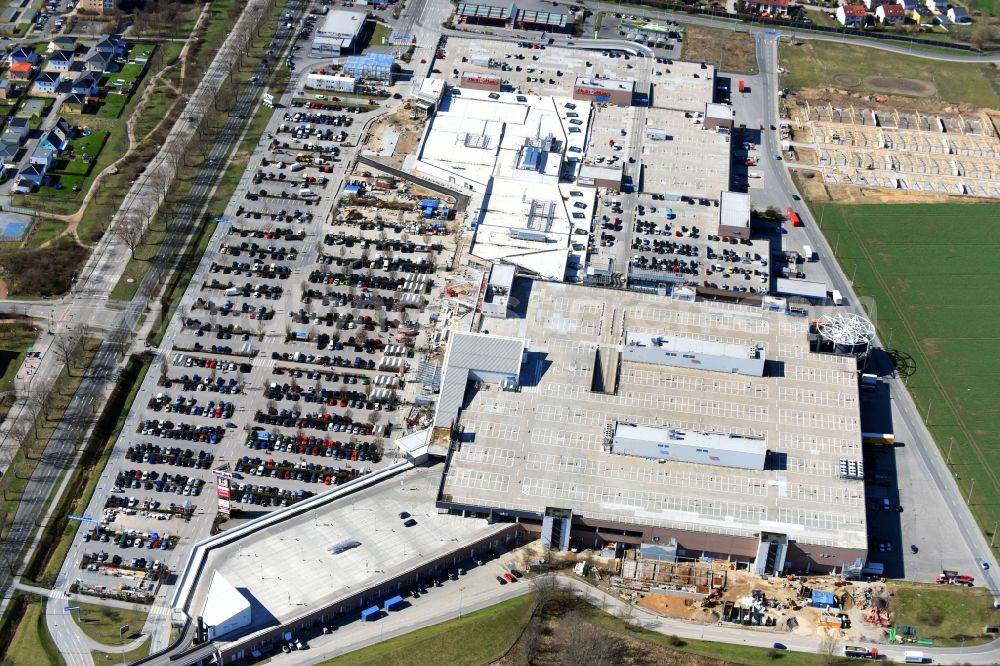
432, 278, 870, 574
413, 88, 595, 279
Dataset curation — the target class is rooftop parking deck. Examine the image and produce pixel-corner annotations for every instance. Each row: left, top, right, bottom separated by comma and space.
439, 279, 868, 551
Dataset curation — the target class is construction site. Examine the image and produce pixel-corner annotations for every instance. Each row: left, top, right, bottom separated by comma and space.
606, 550, 895, 642
785, 103, 1000, 198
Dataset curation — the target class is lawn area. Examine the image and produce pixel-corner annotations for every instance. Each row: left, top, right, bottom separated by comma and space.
119, 62, 147, 88
889, 581, 1000, 646
779, 40, 1000, 109
72, 601, 148, 645
322, 589, 866, 666
50, 130, 109, 179
321, 593, 535, 666
681, 24, 758, 75
814, 203, 1000, 557
2, 595, 62, 666
0, 323, 38, 423
369, 21, 393, 47
96, 92, 128, 119
0, 323, 38, 395
23, 218, 67, 249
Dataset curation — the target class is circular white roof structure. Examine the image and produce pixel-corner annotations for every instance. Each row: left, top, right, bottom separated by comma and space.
816, 312, 876, 349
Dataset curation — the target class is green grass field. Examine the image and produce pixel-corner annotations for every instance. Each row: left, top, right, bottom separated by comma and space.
889, 582, 1000, 646
2, 595, 62, 666
779, 41, 1000, 109
815, 203, 1000, 556
23, 219, 66, 249
320, 594, 535, 666
72, 601, 148, 645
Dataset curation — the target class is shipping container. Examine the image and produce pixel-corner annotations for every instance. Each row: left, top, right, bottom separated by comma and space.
361, 606, 380, 621
786, 208, 803, 227
384, 595, 405, 611
738, 79, 746, 93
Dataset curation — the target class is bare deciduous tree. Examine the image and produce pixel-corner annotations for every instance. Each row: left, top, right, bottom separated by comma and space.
113, 214, 144, 259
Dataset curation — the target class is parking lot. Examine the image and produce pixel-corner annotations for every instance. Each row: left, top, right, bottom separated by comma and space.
64, 61, 465, 601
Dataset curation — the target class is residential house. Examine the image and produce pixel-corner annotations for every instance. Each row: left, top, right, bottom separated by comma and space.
16, 98, 45, 120
862, 0, 894, 9
836, 3, 869, 24
61, 93, 86, 113
746, 0, 790, 14
947, 6, 972, 22
876, 3, 906, 23
2, 117, 31, 145
910, 5, 934, 22
7, 46, 39, 67
0, 79, 17, 100
83, 49, 115, 74
79, 0, 118, 13
29, 145, 54, 168
31, 72, 61, 96
0, 140, 19, 168
16, 163, 46, 190
924, 0, 948, 11
46, 50, 74, 72
47, 36, 76, 52
895, 0, 919, 9
7, 61, 35, 82
70, 71, 100, 97
93, 34, 126, 56
39, 117, 72, 151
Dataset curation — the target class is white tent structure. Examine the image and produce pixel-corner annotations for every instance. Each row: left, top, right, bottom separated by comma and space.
202, 572, 251, 640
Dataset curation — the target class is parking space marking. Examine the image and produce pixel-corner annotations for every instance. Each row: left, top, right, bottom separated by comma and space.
778, 432, 861, 457
525, 452, 769, 497
623, 367, 770, 399
778, 386, 857, 409
447, 469, 510, 494
623, 304, 770, 335
778, 408, 858, 433
787, 365, 856, 387
462, 420, 521, 443
454, 444, 514, 468
521, 476, 766, 522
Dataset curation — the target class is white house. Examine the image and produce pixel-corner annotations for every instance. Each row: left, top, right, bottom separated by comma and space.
836, 3, 868, 25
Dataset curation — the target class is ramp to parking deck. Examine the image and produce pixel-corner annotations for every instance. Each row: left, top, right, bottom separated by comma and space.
356, 156, 471, 211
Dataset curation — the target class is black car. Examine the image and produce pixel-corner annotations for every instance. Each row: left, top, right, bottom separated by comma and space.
399, 511, 410, 519
910, 545, 918, 554
496, 575, 507, 585
403, 518, 417, 527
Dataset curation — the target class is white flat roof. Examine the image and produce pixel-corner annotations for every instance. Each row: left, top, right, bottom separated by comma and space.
317, 9, 367, 41
776, 277, 828, 299
575, 76, 635, 92
614, 423, 767, 457
719, 191, 750, 229
187, 467, 502, 638
625, 331, 759, 361
706, 102, 734, 120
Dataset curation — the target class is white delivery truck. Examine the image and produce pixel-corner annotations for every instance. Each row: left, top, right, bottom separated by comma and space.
832, 289, 844, 305
748, 171, 762, 178
803, 244, 815, 261
903, 651, 924, 663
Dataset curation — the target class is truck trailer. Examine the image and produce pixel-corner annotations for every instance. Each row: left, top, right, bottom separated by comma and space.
903, 650, 925, 663
844, 645, 879, 659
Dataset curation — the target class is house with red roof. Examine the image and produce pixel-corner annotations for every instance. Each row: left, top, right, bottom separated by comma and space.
836, 3, 869, 25
747, 0, 789, 15
876, 3, 906, 23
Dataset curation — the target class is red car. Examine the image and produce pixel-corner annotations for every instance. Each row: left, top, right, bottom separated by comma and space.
503, 572, 515, 583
